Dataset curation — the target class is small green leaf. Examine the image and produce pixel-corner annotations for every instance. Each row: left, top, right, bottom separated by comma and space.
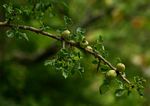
64, 16, 72, 26
44, 60, 52, 66
21, 33, 29, 41
102, 45, 105, 51
78, 66, 84, 73
62, 70, 68, 79
99, 83, 110, 95
99, 79, 111, 95
115, 89, 126, 97
6, 30, 14, 38
76, 27, 85, 35
98, 35, 103, 43
2, 4, 7, 8
14, 8, 22, 14
100, 64, 109, 72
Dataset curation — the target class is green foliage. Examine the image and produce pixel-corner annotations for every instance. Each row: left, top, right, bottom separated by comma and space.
64, 16, 73, 27
133, 76, 146, 96
0, 0, 149, 106
99, 79, 111, 95
6, 29, 28, 41
2, 0, 146, 98
71, 27, 86, 42
45, 48, 84, 78
3, 3, 20, 20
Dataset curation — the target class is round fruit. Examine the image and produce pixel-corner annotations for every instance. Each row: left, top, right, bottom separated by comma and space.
85, 46, 93, 51
61, 30, 70, 38
106, 70, 117, 78
80, 40, 89, 48
116, 63, 125, 72
69, 40, 75, 43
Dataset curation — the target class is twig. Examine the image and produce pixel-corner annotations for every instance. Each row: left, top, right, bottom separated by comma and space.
0, 21, 131, 84
0, 22, 61, 41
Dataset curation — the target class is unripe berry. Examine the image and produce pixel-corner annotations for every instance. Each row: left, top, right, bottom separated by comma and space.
106, 70, 117, 78
85, 46, 93, 51
80, 40, 89, 48
116, 63, 125, 72
69, 40, 75, 43
61, 30, 70, 38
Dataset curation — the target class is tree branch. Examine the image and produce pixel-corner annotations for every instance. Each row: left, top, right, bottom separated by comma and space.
0, 21, 131, 84
0, 21, 61, 40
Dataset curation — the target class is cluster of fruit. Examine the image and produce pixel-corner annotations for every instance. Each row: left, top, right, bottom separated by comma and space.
106, 63, 125, 78
61, 30, 126, 79
61, 29, 93, 51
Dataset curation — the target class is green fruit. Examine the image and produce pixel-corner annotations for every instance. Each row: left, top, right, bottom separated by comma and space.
69, 40, 75, 43
106, 70, 117, 78
61, 30, 70, 38
80, 40, 89, 48
116, 63, 125, 72
85, 46, 93, 51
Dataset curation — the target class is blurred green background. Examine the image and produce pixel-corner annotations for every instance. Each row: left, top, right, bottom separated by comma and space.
0, 0, 150, 106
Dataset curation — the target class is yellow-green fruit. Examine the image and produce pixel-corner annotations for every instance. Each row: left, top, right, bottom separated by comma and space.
116, 63, 125, 72
106, 70, 117, 78
85, 46, 93, 51
61, 30, 70, 38
69, 40, 75, 43
80, 40, 89, 48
